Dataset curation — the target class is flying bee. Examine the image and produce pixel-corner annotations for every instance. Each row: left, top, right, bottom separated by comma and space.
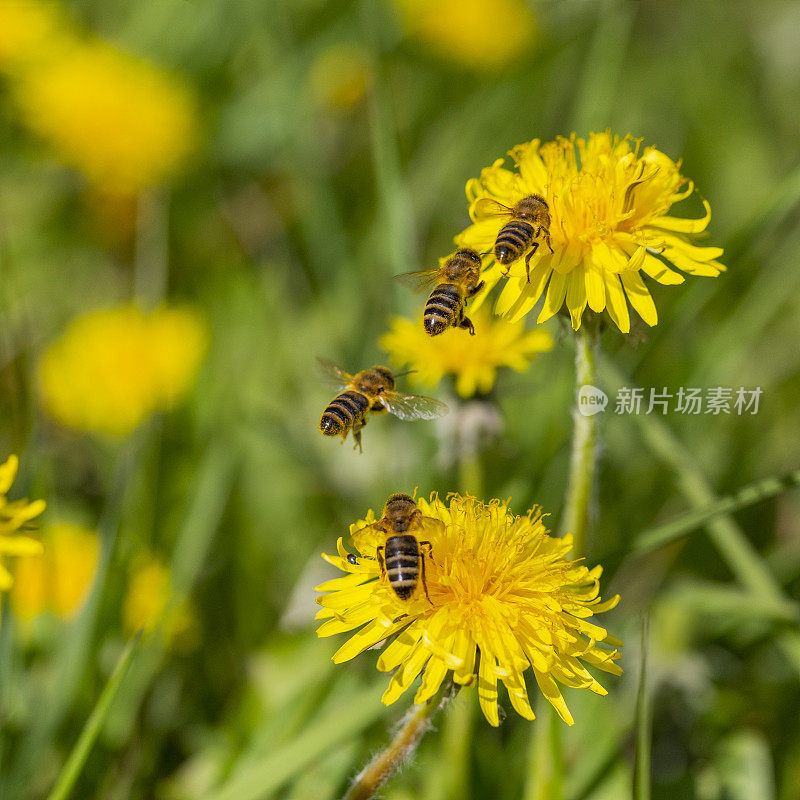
353, 492, 442, 602
473, 194, 554, 283
318, 361, 447, 453
397, 248, 485, 336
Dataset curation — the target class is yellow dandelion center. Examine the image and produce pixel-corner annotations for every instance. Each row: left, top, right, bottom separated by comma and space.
380, 309, 553, 398
316, 493, 621, 727
456, 132, 725, 333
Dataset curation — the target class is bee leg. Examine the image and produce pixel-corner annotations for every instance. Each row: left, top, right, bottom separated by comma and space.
541, 228, 554, 254
351, 416, 365, 453
419, 541, 433, 605
466, 280, 485, 299
376, 546, 386, 581
524, 242, 539, 283
458, 316, 475, 335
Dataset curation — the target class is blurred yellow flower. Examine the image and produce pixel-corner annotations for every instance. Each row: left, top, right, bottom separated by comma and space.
316, 492, 621, 727
392, 0, 537, 70
14, 39, 197, 194
11, 522, 98, 620
0, 0, 72, 74
0, 455, 45, 592
457, 132, 726, 333
39, 305, 208, 437
309, 44, 371, 111
124, 555, 194, 647
380, 309, 553, 398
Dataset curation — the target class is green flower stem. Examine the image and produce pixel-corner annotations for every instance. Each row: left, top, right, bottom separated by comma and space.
560, 323, 600, 555
633, 615, 652, 800
134, 188, 169, 306
342, 687, 452, 800
524, 699, 565, 800
458, 441, 483, 498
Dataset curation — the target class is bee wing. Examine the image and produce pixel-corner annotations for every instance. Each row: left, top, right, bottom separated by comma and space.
351, 521, 385, 556
395, 269, 442, 294
414, 515, 445, 540
381, 391, 448, 421
317, 358, 354, 392
473, 197, 514, 220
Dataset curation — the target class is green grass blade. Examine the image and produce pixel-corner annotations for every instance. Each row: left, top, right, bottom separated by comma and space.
633, 470, 800, 554
633, 614, 651, 800
601, 357, 786, 605
6, 435, 145, 795
45, 632, 142, 800
601, 357, 800, 677
205, 681, 389, 800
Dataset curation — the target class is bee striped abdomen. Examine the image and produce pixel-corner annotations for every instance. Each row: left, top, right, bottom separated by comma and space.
424, 283, 463, 336
384, 534, 421, 600
495, 220, 534, 264
319, 390, 369, 436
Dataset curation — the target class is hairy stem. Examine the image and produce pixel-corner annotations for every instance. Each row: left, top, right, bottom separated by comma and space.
560, 323, 600, 555
342, 688, 452, 800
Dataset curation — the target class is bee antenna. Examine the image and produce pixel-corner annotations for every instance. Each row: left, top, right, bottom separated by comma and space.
393, 369, 417, 379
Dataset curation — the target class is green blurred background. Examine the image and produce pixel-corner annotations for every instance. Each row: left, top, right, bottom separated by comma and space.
1, 0, 800, 798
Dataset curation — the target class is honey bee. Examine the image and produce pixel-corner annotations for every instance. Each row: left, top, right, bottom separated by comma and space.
397, 248, 485, 336
474, 194, 554, 282
318, 361, 447, 452
352, 493, 442, 601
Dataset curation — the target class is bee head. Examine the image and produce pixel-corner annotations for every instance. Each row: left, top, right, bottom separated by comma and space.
459, 248, 482, 266
514, 194, 549, 220
373, 366, 396, 390
384, 493, 417, 530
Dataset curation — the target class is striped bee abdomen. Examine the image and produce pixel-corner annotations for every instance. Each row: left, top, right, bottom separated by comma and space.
495, 220, 535, 264
319, 390, 369, 437
384, 534, 421, 600
424, 283, 464, 337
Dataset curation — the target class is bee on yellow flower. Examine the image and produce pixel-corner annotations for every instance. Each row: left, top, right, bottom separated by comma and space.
457, 132, 726, 333
0, 455, 45, 594
316, 492, 621, 726
39, 305, 208, 437
380, 309, 553, 399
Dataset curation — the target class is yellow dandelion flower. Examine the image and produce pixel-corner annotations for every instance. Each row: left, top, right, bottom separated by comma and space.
308, 44, 371, 111
39, 304, 208, 437
11, 522, 98, 621
0, 0, 72, 74
0, 455, 45, 592
392, 0, 537, 71
316, 492, 621, 727
456, 132, 726, 333
380, 309, 553, 398
14, 39, 197, 194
